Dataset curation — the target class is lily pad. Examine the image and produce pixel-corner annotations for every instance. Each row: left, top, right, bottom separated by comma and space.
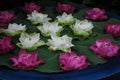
0, 6, 120, 73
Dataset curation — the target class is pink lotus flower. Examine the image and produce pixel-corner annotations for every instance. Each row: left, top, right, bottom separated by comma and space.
105, 23, 120, 37
0, 11, 17, 27
22, 1, 41, 14
56, 2, 75, 14
59, 52, 89, 71
90, 38, 119, 58
0, 37, 15, 54
85, 8, 108, 21
10, 50, 44, 70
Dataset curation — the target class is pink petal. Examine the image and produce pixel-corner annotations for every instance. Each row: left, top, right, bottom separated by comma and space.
18, 50, 26, 62
56, 2, 75, 14
10, 49, 44, 70
90, 38, 119, 58
0, 11, 17, 28
10, 56, 18, 66
0, 37, 15, 54
105, 23, 120, 36
85, 8, 108, 20
22, 1, 41, 14
59, 52, 89, 71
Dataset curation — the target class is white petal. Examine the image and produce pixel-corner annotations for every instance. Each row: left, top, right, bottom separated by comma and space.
19, 32, 40, 48
27, 10, 51, 24
5, 23, 26, 33
56, 12, 74, 23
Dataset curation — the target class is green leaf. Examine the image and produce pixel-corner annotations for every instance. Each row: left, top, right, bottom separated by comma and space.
34, 46, 62, 73
0, 52, 17, 67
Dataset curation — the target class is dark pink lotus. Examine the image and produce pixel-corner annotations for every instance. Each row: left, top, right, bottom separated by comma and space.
10, 50, 44, 70
56, 2, 75, 14
0, 11, 17, 27
85, 8, 108, 21
90, 38, 119, 58
105, 23, 120, 37
22, 1, 41, 14
0, 37, 15, 54
59, 52, 89, 71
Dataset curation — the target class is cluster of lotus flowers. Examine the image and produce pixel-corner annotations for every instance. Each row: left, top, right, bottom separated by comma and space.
0, 1, 120, 71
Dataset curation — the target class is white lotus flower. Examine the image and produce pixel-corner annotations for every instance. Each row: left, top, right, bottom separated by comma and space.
47, 35, 74, 52
1, 23, 26, 36
56, 12, 75, 26
70, 19, 94, 37
17, 32, 45, 51
37, 22, 63, 37
27, 10, 51, 24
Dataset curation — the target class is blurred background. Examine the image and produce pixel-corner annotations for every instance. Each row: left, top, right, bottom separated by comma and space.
0, 0, 120, 14
0, 0, 120, 16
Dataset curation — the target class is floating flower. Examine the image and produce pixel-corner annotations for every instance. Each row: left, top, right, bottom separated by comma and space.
56, 2, 75, 14
0, 37, 15, 54
10, 49, 44, 70
105, 23, 120, 37
0, 11, 17, 27
70, 19, 94, 37
1, 23, 26, 36
90, 38, 119, 58
56, 12, 75, 26
59, 52, 89, 71
47, 35, 74, 52
17, 32, 45, 51
85, 8, 108, 21
27, 10, 51, 24
22, 1, 41, 14
37, 22, 63, 37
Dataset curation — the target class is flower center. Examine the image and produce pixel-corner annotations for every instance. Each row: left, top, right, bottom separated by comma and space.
23, 54, 30, 59
104, 43, 110, 47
